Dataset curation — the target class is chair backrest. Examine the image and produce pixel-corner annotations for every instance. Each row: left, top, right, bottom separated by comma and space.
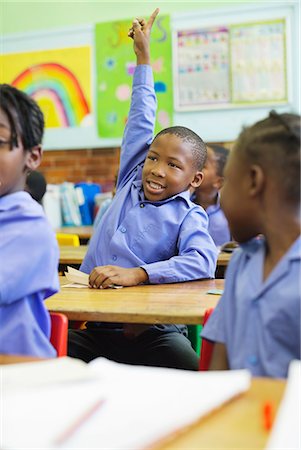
56, 233, 80, 247
50, 312, 68, 357
199, 308, 215, 371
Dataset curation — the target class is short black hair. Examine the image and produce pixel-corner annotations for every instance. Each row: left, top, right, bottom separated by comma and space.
207, 144, 229, 177
153, 126, 207, 170
0, 84, 44, 151
25, 170, 47, 204
236, 110, 300, 205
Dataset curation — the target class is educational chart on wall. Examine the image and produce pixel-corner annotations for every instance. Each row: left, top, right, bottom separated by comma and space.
174, 19, 287, 111
0, 47, 92, 128
95, 15, 172, 138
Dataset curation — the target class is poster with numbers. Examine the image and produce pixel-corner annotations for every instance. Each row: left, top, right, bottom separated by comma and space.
174, 19, 287, 111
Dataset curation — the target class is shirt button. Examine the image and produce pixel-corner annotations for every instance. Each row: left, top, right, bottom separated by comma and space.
112, 255, 117, 261
120, 227, 126, 233
140, 203, 144, 208
248, 355, 258, 366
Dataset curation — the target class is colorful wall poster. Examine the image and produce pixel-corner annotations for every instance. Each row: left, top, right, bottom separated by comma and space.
176, 27, 230, 109
230, 20, 287, 103
0, 47, 92, 128
95, 15, 172, 138
174, 18, 287, 111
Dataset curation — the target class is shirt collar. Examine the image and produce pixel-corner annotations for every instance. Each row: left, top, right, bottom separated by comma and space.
0, 191, 32, 212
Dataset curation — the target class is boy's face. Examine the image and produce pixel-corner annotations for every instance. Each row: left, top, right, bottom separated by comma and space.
220, 148, 260, 243
142, 133, 203, 202
197, 147, 221, 193
0, 108, 41, 197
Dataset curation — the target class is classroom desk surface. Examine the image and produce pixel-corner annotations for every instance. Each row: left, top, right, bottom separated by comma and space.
158, 377, 286, 450
55, 226, 93, 242
46, 278, 224, 324
0, 356, 286, 450
59, 245, 232, 268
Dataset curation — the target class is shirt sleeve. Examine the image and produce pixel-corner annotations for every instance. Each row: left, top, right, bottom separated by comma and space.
141, 208, 218, 283
201, 250, 241, 343
117, 65, 156, 190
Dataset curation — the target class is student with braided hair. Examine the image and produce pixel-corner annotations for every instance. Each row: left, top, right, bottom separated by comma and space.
202, 111, 301, 378
0, 84, 59, 357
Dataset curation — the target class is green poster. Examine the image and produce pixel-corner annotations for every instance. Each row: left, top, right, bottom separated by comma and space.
95, 15, 172, 138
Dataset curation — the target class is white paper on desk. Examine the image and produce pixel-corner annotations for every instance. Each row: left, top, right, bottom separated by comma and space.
64, 266, 123, 288
265, 360, 301, 450
64, 359, 251, 450
65, 266, 89, 286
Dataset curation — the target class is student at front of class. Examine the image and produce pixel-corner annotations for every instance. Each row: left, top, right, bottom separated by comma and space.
202, 111, 301, 378
0, 84, 59, 357
68, 8, 217, 371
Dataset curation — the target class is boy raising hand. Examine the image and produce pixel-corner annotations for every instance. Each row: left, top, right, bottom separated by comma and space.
68, 10, 217, 370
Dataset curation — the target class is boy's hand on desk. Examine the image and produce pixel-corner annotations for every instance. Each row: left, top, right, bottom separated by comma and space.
128, 8, 159, 65
89, 266, 148, 289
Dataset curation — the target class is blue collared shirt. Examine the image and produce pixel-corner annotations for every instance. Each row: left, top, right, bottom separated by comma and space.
0, 191, 59, 357
81, 65, 217, 283
206, 193, 231, 246
202, 236, 301, 378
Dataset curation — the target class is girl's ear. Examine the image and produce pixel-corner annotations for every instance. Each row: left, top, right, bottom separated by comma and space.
25, 145, 42, 171
249, 164, 265, 197
190, 171, 204, 189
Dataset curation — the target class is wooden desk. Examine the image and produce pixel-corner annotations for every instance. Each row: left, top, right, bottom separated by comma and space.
59, 245, 232, 271
0, 356, 286, 450
158, 378, 286, 450
59, 245, 88, 265
46, 278, 224, 324
55, 226, 93, 243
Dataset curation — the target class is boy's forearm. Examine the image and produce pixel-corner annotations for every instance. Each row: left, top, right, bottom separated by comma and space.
136, 52, 150, 66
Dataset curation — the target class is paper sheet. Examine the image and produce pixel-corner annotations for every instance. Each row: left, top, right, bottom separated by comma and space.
64, 266, 123, 288
265, 360, 301, 450
1, 357, 251, 449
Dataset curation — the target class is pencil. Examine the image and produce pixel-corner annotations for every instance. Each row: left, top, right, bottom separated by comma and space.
53, 398, 106, 446
262, 401, 273, 431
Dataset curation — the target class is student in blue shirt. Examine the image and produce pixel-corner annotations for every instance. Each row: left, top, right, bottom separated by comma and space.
0, 84, 59, 357
202, 111, 301, 378
68, 9, 217, 370
192, 144, 231, 247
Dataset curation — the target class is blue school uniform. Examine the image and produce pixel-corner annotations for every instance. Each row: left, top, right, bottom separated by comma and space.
82, 65, 217, 283
68, 65, 217, 370
202, 236, 301, 378
206, 193, 231, 246
0, 191, 59, 357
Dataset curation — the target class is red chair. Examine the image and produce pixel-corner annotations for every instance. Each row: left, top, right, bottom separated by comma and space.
199, 308, 215, 371
50, 312, 68, 357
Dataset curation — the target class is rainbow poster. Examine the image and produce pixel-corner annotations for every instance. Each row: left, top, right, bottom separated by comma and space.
0, 47, 92, 128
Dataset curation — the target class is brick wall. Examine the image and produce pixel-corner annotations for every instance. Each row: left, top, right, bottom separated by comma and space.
39, 142, 233, 192
40, 147, 120, 192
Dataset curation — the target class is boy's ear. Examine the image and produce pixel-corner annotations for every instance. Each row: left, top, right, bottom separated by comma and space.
25, 145, 42, 171
190, 171, 204, 189
249, 164, 265, 197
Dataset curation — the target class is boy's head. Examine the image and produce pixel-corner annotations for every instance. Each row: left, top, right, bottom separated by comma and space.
0, 84, 44, 197
196, 144, 229, 194
25, 170, 47, 204
142, 126, 206, 201
221, 111, 300, 243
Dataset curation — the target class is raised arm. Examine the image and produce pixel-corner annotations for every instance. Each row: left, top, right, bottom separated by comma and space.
117, 9, 159, 189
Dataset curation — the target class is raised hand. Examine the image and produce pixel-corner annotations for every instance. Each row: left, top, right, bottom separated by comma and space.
128, 8, 159, 65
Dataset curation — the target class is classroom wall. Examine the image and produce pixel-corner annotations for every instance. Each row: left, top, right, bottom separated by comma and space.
2, 0, 298, 188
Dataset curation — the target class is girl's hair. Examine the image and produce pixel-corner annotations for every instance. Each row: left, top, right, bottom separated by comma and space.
153, 126, 207, 170
0, 84, 44, 150
208, 144, 229, 177
235, 111, 300, 205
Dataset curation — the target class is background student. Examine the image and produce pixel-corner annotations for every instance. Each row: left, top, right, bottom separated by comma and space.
0, 84, 59, 357
192, 144, 231, 247
202, 111, 300, 378
68, 9, 217, 371
25, 170, 47, 205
